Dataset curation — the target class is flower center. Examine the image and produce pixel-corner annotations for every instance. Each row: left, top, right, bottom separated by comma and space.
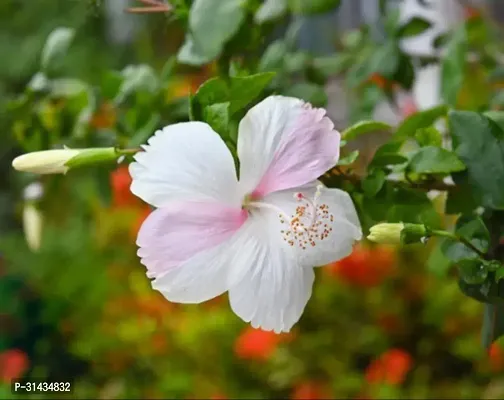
243, 185, 334, 250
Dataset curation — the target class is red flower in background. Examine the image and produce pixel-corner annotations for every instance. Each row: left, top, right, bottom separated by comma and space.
327, 244, 396, 287
365, 349, 412, 386
489, 342, 504, 372
111, 166, 138, 208
234, 327, 290, 361
291, 381, 330, 400
0, 349, 29, 382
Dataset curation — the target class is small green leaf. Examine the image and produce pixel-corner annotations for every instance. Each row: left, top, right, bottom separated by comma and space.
312, 54, 353, 78
258, 41, 288, 72
427, 239, 452, 277
255, 0, 287, 23
415, 126, 442, 147
337, 150, 359, 166
441, 28, 467, 106
342, 120, 392, 141
203, 102, 230, 137
41, 27, 75, 71
396, 17, 432, 38
283, 83, 327, 107
362, 169, 386, 197
370, 153, 408, 168
449, 110, 504, 209
407, 146, 466, 174
192, 73, 276, 118
458, 259, 487, 285
284, 52, 311, 74
178, 0, 246, 65
395, 105, 449, 140
288, 0, 341, 15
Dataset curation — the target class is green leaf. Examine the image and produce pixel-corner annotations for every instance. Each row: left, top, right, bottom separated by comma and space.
116, 65, 159, 103
342, 120, 392, 141
284, 52, 311, 74
312, 54, 353, 78
441, 28, 467, 106
258, 40, 288, 72
283, 83, 327, 107
445, 171, 479, 215
449, 110, 504, 209
484, 110, 504, 132
178, 0, 246, 65
177, 37, 213, 66
415, 126, 442, 147
337, 150, 359, 166
497, 268, 504, 283
458, 258, 487, 285
255, 0, 287, 23
396, 17, 432, 38
395, 105, 449, 140
192, 73, 276, 117
41, 27, 75, 71
362, 169, 386, 197
203, 102, 230, 137
288, 0, 341, 15
441, 216, 490, 262
392, 53, 415, 90
407, 146, 466, 174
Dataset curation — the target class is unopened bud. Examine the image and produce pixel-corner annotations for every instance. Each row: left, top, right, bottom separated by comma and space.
23, 204, 43, 251
12, 147, 118, 174
367, 223, 427, 245
367, 223, 404, 244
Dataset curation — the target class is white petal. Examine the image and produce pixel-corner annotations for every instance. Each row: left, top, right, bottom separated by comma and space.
151, 239, 232, 303
237, 96, 340, 196
227, 216, 315, 333
130, 122, 240, 207
261, 182, 362, 267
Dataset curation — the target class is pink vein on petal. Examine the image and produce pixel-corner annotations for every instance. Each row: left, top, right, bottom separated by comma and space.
252, 105, 340, 198
136, 202, 247, 278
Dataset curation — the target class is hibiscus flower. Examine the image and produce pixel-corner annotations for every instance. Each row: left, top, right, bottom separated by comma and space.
130, 96, 362, 332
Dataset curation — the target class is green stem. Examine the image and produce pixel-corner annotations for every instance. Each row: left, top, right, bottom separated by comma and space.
430, 229, 487, 258
116, 148, 142, 155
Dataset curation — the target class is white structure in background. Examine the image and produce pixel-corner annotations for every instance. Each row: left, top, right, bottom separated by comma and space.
399, 0, 465, 110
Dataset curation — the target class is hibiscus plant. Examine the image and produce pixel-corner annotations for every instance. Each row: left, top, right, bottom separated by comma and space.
6, 0, 504, 360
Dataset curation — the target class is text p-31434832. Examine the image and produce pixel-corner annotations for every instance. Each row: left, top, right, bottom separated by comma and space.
11, 380, 73, 394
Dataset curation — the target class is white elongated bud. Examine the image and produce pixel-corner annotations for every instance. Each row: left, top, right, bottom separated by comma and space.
12, 148, 118, 174
23, 204, 43, 251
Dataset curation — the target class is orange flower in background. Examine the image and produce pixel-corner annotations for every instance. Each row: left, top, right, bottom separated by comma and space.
90, 102, 117, 129
365, 349, 412, 386
111, 166, 138, 208
489, 342, 504, 372
210, 393, 228, 400
0, 349, 29, 382
291, 381, 330, 400
234, 327, 290, 361
464, 6, 481, 21
327, 244, 396, 287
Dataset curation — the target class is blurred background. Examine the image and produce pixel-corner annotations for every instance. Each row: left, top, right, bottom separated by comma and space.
1, 0, 504, 398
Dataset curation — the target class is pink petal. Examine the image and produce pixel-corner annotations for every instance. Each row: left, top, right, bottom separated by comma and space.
237, 96, 340, 198
137, 201, 247, 280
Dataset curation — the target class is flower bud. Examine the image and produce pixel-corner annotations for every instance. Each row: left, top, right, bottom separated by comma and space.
12, 148, 118, 174
367, 223, 405, 244
367, 223, 427, 245
23, 204, 43, 251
